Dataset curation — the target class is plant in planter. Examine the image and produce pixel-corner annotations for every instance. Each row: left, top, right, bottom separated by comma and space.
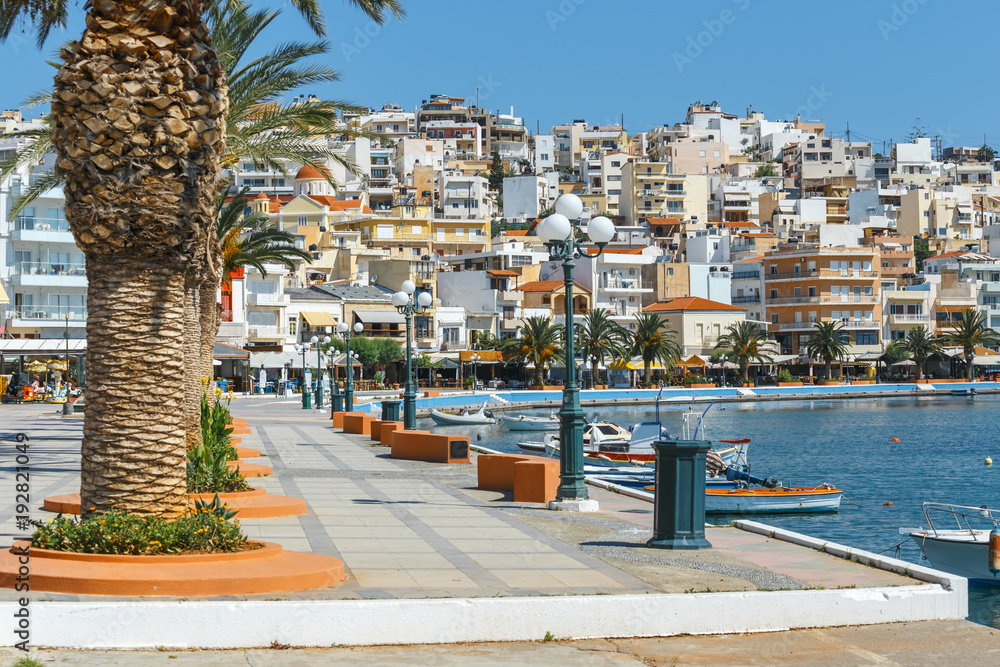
684, 373, 709, 386
201, 391, 237, 462
31, 495, 247, 556
186, 443, 251, 494
777, 368, 795, 383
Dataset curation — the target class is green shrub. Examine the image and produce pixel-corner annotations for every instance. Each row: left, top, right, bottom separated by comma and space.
684, 374, 708, 384
187, 443, 250, 494
201, 392, 237, 461
31, 495, 248, 555
777, 368, 795, 383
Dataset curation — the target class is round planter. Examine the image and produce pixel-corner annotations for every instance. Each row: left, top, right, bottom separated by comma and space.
227, 459, 271, 477
43, 488, 306, 519
0, 540, 343, 596
233, 445, 260, 458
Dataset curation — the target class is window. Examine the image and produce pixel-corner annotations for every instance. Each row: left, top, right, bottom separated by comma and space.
856, 331, 878, 346
297, 216, 307, 224
503, 306, 514, 319
713, 150, 721, 157
769, 265, 777, 274
769, 289, 777, 299
541, 153, 549, 160
611, 161, 620, 167
609, 189, 622, 195
608, 175, 621, 182
699, 150, 706, 157
771, 314, 778, 324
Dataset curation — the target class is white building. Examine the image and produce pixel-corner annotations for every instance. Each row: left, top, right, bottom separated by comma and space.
533, 134, 555, 174
502, 175, 548, 222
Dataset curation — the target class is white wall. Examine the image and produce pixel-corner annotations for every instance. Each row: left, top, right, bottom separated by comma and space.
688, 265, 733, 304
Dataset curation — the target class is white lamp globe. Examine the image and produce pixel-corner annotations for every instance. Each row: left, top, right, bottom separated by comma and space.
587, 216, 616, 244
417, 291, 432, 307
293, 344, 301, 352
391, 291, 409, 307
323, 336, 331, 344
353, 322, 363, 333
542, 213, 571, 242
336, 322, 347, 334
310, 335, 319, 345
554, 193, 584, 220
534, 216, 550, 241
401, 279, 416, 295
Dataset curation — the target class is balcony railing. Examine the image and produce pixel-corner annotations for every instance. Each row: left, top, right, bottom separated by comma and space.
766, 269, 879, 281
12, 306, 86, 321
890, 313, 930, 322
775, 319, 877, 331
768, 295, 878, 305
606, 305, 641, 317
731, 270, 760, 280
14, 216, 70, 232
601, 279, 653, 291
14, 261, 87, 277
732, 295, 760, 304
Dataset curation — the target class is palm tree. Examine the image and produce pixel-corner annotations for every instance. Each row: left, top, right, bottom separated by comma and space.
940, 309, 1000, 381
804, 321, 849, 380
502, 316, 563, 387
714, 321, 775, 384
899, 327, 938, 381
0, 0, 403, 518
629, 312, 681, 386
576, 309, 629, 388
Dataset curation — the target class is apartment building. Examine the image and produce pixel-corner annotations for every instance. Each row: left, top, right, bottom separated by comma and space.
923, 251, 1000, 332
862, 230, 916, 283
349, 103, 415, 144
899, 187, 980, 243
533, 135, 555, 174
883, 285, 932, 342
591, 247, 657, 331
244, 263, 292, 349
439, 171, 491, 220
731, 256, 765, 322
502, 175, 548, 221
517, 280, 591, 328
762, 244, 882, 356
619, 162, 708, 229
437, 268, 523, 339
423, 120, 482, 160
643, 296, 746, 357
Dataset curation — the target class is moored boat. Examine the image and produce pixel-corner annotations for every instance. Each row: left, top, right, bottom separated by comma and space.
908, 502, 1000, 583
702, 485, 842, 514
429, 401, 497, 426
499, 412, 560, 431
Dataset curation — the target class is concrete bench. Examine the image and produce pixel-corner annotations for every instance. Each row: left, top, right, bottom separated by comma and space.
332, 411, 365, 430
343, 413, 376, 436
477, 453, 560, 503
389, 429, 470, 464
371, 420, 403, 444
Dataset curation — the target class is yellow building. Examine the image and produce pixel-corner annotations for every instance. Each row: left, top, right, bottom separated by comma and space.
619, 161, 709, 228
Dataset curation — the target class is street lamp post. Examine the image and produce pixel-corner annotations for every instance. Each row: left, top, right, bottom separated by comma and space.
536, 194, 616, 510
393, 280, 432, 430
311, 335, 330, 408
721, 354, 728, 388
294, 341, 311, 409
62, 310, 73, 415
470, 353, 481, 393
337, 321, 364, 410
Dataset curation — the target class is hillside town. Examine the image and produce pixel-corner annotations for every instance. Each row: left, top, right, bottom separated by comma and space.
3, 97, 997, 388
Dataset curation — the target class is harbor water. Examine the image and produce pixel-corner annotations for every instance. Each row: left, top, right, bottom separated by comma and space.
419, 394, 1000, 628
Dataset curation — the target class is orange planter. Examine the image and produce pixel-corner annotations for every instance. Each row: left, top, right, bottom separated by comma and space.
777, 382, 803, 387
0, 540, 343, 596
233, 446, 260, 458
685, 383, 715, 389
849, 380, 875, 385
227, 460, 271, 477
43, 487, 306, 519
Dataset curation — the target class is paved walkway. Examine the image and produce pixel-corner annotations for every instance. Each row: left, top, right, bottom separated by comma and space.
1, 399, 916, 602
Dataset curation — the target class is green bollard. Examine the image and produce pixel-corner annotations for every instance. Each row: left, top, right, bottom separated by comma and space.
647, 439, 712, 550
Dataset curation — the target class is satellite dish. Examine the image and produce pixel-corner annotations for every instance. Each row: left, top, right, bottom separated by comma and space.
370, 274, 378, 285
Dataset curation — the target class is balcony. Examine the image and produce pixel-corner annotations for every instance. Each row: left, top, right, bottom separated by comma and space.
10, 305, 87, 325
769, 295, 878, 305
247, 292, 290, 306
731, 295, 760, 304
889, 313, 930, 323
248, 325, 286, 339
11, 217, 76, 243
731, 270, 760, 280
775, 319, 878, 331
765, 269, 879, 281
601, 279, 654, 292
10, 261, 88, 287
497, 290, 522, 303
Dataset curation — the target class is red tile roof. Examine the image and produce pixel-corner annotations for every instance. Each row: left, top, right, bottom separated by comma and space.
647, 217, 681, 226
517, 280, 589, 293
643, 296, 746, 313
307, 196, 372, 213
486, 269, 519, 277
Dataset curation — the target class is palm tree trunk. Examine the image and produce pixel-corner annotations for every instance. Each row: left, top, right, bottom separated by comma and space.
916, 361, 924, 381
534, 363, 542, 387
825, 360, 832, 380
741, 360, 749, 384
591, 359, 599, 388
80, 259, 188, 517
183, 278, 203, 449
967, 353, 976, 381
644, 361, 651, 385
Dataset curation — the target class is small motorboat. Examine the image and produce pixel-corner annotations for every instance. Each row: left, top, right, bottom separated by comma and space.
909, 502, 1000, 583
429, 401, 497, 426
517, 420, 629, 453
703, 485, 842, 514
951, 388, 977, 396
500, 412, 560, 431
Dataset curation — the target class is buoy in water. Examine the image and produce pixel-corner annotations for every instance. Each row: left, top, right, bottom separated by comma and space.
987, 457, 993, 466
890, 437, 901, 442
882, 501, 893, 506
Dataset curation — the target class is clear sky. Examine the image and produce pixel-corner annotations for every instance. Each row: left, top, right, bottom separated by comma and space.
3, 0, 999, 150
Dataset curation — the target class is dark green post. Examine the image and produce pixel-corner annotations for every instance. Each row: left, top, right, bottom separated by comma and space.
647, 439, 712, 550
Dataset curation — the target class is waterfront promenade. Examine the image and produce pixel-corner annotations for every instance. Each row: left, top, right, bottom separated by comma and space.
0, 398, 995, 657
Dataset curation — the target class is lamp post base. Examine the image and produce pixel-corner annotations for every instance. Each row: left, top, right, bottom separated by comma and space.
548, 499, 600, 512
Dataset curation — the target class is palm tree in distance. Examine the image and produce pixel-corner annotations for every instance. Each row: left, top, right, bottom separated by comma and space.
217, 188, 313, 278
502, 316, 563, 387
629, 312, 681, 386
576, 309, 629, 388
804, 321, 849, 380
900, 326, 938, 381
940, 310, 1000, 381
0, 0, 404, 517
714, 321, 776, 384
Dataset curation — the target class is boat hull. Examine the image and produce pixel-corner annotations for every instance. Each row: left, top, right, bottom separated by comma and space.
429, 411, 495, 426
501, 417, 560, 431
704, 487, 842, 514
910, 531, 1000, 583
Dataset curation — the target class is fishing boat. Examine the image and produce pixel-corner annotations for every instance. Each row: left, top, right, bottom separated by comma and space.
429, 401, 497, 426
703, 485, 842, 514
908, 502, 1000, 583
516, 420, 629, 453
499, 412, 560, 431
951, 388, 977, 397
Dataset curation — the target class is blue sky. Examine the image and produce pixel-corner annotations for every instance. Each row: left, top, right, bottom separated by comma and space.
3, 0, 998, 149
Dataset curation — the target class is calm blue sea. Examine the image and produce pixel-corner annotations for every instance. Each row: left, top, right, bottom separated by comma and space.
419, 394, 1000, 628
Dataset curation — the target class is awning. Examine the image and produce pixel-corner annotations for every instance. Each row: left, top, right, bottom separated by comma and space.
331, 353, 362, 366
0, 339, 87, 355
751, 354, 800, 365
973, 356, 1000, 366
677, 355, 710, 367
0, 282, 8, 305
213, 342, 249, 359
299, 311, 338, 327
355, 309, 405, 324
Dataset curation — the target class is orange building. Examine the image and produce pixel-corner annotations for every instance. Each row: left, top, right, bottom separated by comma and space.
763, 244, 882, 355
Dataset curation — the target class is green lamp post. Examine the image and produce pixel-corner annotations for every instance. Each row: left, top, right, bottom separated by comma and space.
337, 321, 364, 410
392, 280, 432, 430
294, 341, 311, 409
536, 194, 616, 511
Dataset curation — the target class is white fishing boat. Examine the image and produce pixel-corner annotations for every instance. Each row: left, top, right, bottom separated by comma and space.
499, 412, 560, 431
429, 401, 497, 426
909, 503, 1000, 583
517, 420, 629, 454
703, 485, 842, 514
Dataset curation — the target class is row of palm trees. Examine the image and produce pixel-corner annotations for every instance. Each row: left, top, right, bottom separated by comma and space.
806, 311, 1000, 382
505, 308, 1000, 387
502, 311, 682, 387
